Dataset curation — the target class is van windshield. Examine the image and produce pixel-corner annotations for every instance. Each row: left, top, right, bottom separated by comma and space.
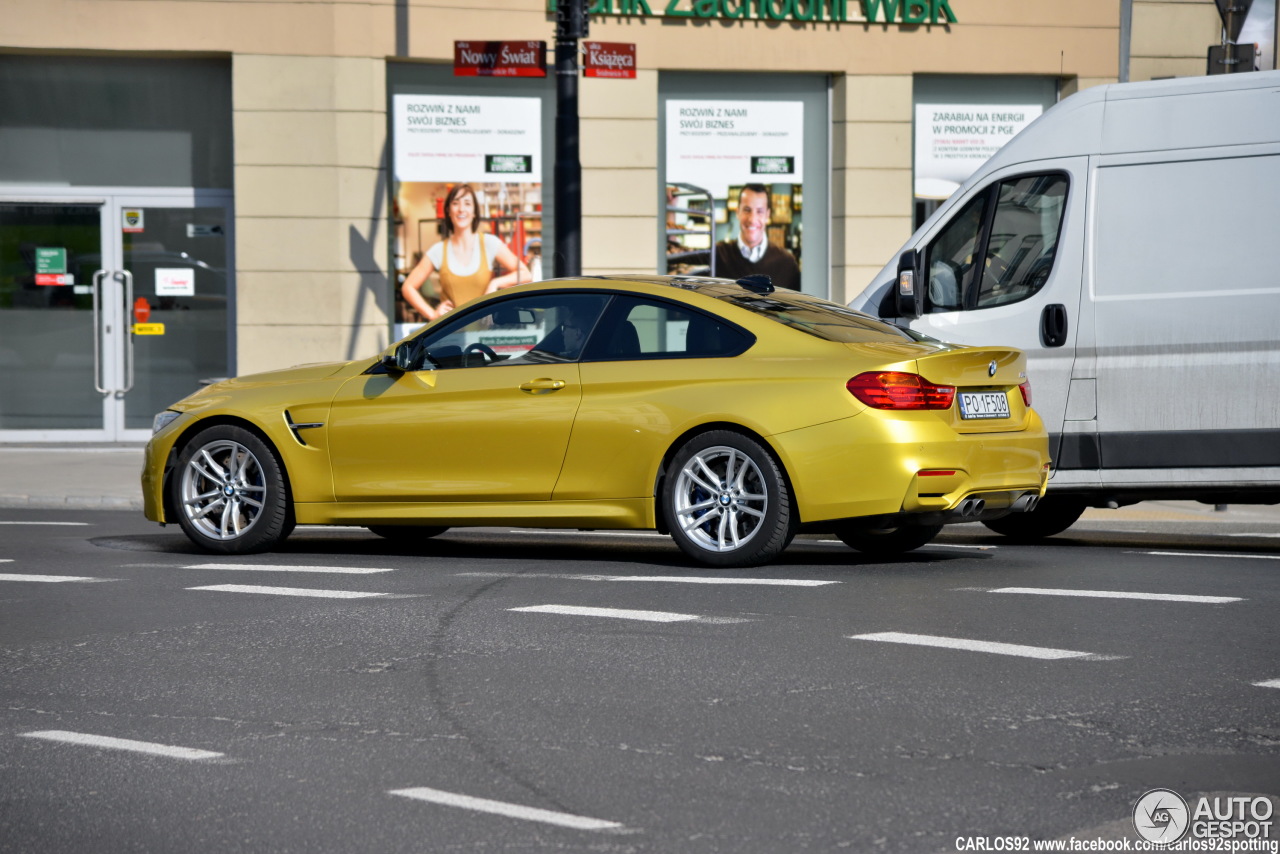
715, 291, 925, 344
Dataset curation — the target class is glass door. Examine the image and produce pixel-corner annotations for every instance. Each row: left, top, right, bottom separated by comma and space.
0, 189, 233, 441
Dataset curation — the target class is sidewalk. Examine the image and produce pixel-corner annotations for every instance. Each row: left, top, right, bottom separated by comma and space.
1, 444, 1279, 524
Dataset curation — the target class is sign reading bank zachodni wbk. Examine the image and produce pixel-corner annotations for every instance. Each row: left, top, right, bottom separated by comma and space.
545, 0, 957, 25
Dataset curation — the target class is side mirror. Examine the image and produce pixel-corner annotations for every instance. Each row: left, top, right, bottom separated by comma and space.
379, 344, 407, 374
895, 249, 923, 319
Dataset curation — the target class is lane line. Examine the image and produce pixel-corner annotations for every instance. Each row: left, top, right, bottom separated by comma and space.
186, 563, 395, 575
508, 529, 666, 539
188, 584, 394, 599
1223, 533, 1280, 538
1130, 550, 1280, 561
458, 572, 836, 587
0, 573, 113, 583
1253, 679, 1280, 689
0, 521, 90, 526
388, 787, 623, 831
814, 540, 996, 551
987, 587, 1243, 604
510, 604, 700, 623
20, 730, 223, 761
848, 631, 1107, 660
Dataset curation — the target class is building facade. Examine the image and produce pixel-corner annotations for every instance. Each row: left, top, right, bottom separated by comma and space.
0, 0, 1234, 440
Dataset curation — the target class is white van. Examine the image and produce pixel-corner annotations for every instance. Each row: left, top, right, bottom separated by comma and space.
850, 70, 1280, 539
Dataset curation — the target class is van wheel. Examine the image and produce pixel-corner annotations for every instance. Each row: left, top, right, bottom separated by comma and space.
366, 525, 449, 541
836, 522, 942, 556
983, 496, 1086, 541
663, 430, 794, 568
172, 425, 291, 554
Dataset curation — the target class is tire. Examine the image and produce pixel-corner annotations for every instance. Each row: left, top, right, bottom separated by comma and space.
171, 424, 291, 554
982, 496, 1086, 541
836, 522, 943, 556
662, 430, 794, 568
366, 525, 449, 541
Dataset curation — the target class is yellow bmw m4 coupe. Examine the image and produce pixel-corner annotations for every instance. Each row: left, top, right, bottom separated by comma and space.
142, 275, 1049, 567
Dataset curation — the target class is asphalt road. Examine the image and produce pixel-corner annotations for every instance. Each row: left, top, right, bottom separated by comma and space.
1, 509, 1277, 853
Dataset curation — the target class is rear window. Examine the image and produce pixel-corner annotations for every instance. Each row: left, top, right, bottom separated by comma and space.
715, 291, 921, 344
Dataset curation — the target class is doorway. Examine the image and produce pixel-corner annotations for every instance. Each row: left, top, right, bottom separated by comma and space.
0, 188, 233, 441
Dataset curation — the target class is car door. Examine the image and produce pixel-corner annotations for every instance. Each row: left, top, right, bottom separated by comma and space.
326, 292, 609, 502
903, 159, 1087, 469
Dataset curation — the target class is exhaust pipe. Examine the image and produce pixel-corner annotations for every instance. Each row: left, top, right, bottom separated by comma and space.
1009, 493, 1039, 514
951, 497, 987, 518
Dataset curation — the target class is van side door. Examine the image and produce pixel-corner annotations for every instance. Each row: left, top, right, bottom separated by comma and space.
902, 157, 1089, 473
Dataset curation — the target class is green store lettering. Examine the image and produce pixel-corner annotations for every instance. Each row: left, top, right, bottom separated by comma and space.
551, 0, 957, 24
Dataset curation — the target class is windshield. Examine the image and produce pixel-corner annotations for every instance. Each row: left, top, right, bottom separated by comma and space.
714, 290, 927, 344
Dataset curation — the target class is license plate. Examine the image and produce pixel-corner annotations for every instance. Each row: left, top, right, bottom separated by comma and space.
958, 391, 1010, 420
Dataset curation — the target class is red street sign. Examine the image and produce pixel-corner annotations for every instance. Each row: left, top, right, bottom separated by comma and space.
454, 41, 546, 78
583, 42, 636, 79
133, 297, 152, 324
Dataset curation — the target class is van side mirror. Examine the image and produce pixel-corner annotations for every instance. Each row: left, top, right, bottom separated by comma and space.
895, 250, 923, 319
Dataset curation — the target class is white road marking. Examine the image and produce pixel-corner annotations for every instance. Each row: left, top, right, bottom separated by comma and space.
186, 563, 395, 575
1131, 550, 1280, 561
388, 786, 623, 831
20, 730, 223, 761
847, 631, 1110, 660
459, 571, 835, 587
1253, 679, 1280, 689
0, 521, 90, 526
188, 584, 394, 599
987, 587, 1243, 604
1223, 533, 1280, 538
0, 573, 112, 583
510, 604, 700, 623
814, 540, 995, 551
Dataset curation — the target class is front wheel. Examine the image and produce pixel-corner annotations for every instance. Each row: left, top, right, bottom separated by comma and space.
662, 430, 794, 568
836, 522, 943, 556
171, 425, 292, 554
983, 496, 1086, 541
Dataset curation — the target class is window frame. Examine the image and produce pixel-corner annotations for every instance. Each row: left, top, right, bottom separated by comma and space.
924, 170, 1071, 314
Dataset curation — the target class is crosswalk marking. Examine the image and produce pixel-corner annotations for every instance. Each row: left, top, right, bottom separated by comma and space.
188, 584, 394, 599
460, 572, 836, 587
987, 587, 1242, 604
389, 786, 623, 831
1132, 550, 1280, 561
20, 730, 223, 761
848, 631, 1109, 660
186, 563, 395, 575
510, 604, 700, 623
0, 573, 111, 583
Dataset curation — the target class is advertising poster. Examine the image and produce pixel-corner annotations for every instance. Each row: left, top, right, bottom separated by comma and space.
913, 103, 1042, 200
392, 94, 544, 340
664, 100, 805, 291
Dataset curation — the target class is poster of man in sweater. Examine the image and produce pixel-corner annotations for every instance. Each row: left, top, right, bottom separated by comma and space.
664, 99, 803, 291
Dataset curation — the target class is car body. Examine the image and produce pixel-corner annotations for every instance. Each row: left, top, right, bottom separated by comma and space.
142, 275, 1049, 567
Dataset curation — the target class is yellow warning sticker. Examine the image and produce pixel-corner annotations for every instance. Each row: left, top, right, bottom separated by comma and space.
132, 323, 166, 335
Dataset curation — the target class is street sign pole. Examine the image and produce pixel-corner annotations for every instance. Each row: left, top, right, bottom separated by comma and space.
554, 0, 587, 278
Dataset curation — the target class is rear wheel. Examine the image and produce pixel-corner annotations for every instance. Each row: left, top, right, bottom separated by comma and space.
366, 525, 449, 541
662, 430, 794, 568
983, 496, 1086, 541
171, 425, 291, 554
836, 522, 943, 556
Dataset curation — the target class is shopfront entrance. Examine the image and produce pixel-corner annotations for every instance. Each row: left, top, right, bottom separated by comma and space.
0, 188, 233, 441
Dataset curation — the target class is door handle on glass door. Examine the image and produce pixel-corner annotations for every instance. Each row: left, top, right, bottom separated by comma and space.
519, 379, 567, 392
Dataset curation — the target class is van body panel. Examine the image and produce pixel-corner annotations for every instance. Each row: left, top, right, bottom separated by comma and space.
851, 70, 1280, 506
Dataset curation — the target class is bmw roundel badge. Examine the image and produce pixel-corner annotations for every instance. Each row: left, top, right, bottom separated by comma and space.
988, 360, 998, 377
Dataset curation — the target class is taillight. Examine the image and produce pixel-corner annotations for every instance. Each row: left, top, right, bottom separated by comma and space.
846, 371, 956, 410
1019, 381, 1032, 407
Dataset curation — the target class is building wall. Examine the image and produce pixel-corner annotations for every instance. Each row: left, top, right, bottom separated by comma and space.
2, 0, 1179, 376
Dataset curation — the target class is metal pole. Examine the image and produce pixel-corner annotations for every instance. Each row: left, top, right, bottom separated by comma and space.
553, 2, 584, 278
1119, 0, 1132, 82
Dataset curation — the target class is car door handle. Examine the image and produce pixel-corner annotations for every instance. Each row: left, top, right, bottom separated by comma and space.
1041, 303, 1068, 348
519, 378, 567, 392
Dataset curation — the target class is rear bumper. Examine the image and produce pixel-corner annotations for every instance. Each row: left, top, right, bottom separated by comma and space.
770, 411, 1050, 525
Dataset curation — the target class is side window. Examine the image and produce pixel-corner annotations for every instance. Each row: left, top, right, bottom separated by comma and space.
924, 194, 987, 312
923, 172, 1068, 312
975, 174, 1068, 308
406, 293, 608, 370
583, 296, 750, 361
